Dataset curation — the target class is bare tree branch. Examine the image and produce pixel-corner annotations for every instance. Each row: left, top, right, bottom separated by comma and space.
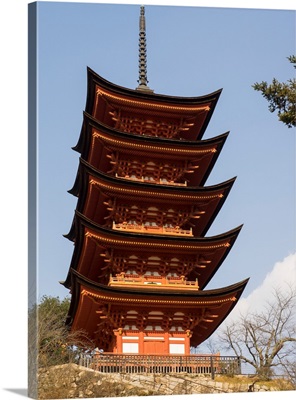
219, 284, 296, 380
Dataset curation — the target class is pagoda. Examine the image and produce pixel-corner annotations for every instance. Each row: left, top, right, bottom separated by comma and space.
62, 6, 248, 356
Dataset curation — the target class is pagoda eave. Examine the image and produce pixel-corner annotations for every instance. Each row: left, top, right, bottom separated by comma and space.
62, 211, 242, 290
65, 209, 243, 247
86, 67, 223, 105
74, 112, 229, 154
71, 268, 249, 300
87, 67, 222, 105
72, 113, 228, 187
67, 158, 235, 236
71, 156, 236, 199
85, 67, 222, 140
66, 269, 248, 348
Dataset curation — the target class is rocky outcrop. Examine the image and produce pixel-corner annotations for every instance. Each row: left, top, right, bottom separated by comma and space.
37, 363, 285, 399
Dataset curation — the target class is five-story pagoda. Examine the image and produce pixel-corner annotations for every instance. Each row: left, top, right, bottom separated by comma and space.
62, 6, 248, 356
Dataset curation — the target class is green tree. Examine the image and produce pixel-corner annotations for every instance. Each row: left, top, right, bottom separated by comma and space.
29, 295, 93, 369
252, 56, 296, 128
28, 296, 94, 398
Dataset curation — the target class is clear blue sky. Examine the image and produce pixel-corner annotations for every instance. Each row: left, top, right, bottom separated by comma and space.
35, 2, 295, 302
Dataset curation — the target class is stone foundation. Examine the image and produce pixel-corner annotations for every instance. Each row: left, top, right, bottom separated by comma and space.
37, 363, 286, 399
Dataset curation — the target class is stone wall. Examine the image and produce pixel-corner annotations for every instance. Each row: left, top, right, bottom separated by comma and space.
37, 363, 284, 399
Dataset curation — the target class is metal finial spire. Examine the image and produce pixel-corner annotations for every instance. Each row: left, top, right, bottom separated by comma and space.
136, 5, 153, 92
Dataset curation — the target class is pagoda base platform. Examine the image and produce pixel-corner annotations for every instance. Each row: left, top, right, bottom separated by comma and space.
79, 353, 241, 376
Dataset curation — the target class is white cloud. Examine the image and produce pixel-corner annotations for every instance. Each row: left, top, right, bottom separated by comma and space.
201, 253, 296, 350
229, 252, 296, 320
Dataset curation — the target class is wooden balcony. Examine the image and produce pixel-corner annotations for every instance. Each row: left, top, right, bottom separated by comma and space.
112, 221, 193, 236
116, 173, 188, 186
108, 274, 199, 290
78, 353, 241, 376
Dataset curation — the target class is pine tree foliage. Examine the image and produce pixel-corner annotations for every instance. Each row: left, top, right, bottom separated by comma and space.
253, 56, 296, 129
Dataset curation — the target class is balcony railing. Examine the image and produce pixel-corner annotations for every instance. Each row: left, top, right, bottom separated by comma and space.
109, 274, 199, 290
115, 173, 188, 186
112, 222, 193, 236
78, 353, 241, 377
